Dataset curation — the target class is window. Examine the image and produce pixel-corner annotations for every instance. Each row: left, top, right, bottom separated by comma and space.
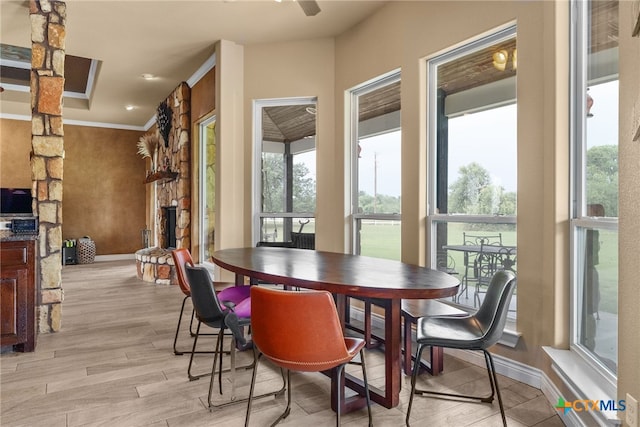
349, 71, 401, 260
253, 98, 317, 246
427, 26, 518, 315
199, 116, 216, 266
570, 0, 618, 381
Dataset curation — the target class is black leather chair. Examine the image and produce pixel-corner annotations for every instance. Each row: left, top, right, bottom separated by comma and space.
406, 270, 517, 427
185, 265, 253, 408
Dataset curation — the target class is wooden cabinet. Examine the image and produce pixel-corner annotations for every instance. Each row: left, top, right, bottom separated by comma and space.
1, 239, 37, 352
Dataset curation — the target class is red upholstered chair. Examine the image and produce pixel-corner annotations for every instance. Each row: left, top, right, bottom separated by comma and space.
245, 286, 373, 427
171, 248, 251, 355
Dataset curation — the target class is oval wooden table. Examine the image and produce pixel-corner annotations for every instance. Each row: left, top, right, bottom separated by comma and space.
211, 247, 460, 411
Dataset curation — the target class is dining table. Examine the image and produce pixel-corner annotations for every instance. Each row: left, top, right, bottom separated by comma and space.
211, 247, 460, 412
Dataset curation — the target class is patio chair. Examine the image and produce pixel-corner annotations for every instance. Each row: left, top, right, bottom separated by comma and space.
458, 232, 502, 303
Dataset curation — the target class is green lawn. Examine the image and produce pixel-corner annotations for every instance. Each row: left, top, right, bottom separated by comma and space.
358, 221, 618, 314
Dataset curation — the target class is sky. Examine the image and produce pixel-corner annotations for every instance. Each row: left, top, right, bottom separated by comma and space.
295, 79, 617, 199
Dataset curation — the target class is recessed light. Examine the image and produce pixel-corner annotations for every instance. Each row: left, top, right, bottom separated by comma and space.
125, 105, 135, 111
141, 73, 155, 80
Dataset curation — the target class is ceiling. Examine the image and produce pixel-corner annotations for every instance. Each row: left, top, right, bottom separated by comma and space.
0, 0, 619, 136
0, 0, 387, 129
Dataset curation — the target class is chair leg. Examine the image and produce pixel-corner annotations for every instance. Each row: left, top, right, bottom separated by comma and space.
406, 343, 426, 426
173, 295, 189, 355
359, 349, 373, 427
187, 321, 207, 380
335, 364, 343, 427
174, 297, 221, 356
189, 307, 197, 336
188, 322, 238, 381
207, 328, 225, 408
406, 346, 504, 426
245, 352, 261, 427
245, 351, 288, 426
484, 350, 507, 427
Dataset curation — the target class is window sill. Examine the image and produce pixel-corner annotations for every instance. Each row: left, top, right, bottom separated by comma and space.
543, 346, 620, 426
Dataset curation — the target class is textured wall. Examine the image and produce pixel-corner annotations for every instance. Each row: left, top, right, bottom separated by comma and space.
62, 124, 146, 254
1, 119, 146, 255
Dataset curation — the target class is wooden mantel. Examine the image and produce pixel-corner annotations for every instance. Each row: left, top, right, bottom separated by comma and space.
144, 171, 178, 184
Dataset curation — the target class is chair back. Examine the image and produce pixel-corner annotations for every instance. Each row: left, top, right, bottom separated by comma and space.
463, 232, 502, 246
291, 232, 315, 250
473, 270, 517, 347
172, 248, 194, 297
185, 265, 227, 324
250, 286, 352, 372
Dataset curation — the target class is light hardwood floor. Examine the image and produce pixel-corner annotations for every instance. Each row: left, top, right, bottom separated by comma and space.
1, 260, 564, 426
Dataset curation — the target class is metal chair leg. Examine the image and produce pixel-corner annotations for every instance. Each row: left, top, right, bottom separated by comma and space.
205, 343, 285, 411
406, 344, 506, 427
484, 350, 507, 427
174, 296, 222, 356
244, 351, 288, 425
173, 296, 189, 355
359, 349, 373, 427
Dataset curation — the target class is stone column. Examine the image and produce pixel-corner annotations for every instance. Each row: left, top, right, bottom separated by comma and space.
30, 0, 66, 333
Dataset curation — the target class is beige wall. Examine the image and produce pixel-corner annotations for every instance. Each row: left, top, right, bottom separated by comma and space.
333, 1, 564, 368
243, 38, 337, 251
617, 0, 640, 408
0, 118, 146, 255
228, 1, 637, 405
0, 119, 32, 188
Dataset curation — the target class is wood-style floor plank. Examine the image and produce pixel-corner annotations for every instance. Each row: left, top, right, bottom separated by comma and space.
1, 260, 562, 426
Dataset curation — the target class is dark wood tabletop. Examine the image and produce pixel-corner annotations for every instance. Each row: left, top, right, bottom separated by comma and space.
211, 247, 460, 300
211, 247, 460, 411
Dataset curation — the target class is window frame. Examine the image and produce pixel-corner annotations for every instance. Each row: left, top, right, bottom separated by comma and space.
569, 0, 619, 387
425, 25, 518, 319
347, 70, 402, 257
198, 114, 217, 267
252, 97, 317, 245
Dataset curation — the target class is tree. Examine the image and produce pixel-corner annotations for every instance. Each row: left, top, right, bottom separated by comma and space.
448, 162, 516, 215
586, 145, 618, 217
292, 162, 316, 212
357, 191, 401, 214
261, 153, 316, 213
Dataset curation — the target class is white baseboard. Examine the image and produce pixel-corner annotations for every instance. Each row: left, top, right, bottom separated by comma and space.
350, 305, 584, 426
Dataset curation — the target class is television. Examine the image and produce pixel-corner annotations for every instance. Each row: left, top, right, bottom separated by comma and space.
1, 188, 34, 216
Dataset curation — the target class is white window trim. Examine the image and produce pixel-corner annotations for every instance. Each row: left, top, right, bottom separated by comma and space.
425, 27, 519, 337
252, 97, 317, 245
347, 69, 401, 255
198, 115, 216, 268
544, 4, 620, 425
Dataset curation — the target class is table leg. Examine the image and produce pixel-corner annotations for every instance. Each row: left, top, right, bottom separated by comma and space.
235, 273, 245, 286
383, 298, 401, 407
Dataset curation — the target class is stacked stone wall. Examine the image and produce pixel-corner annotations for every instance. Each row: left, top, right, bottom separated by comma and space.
30, 0, 66, 333
155, 82, 191, 250
134, 247, 177, 286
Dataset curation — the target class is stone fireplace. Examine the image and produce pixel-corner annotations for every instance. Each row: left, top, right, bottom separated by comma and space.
135, 82, 191, 286
159, 206, 177, 249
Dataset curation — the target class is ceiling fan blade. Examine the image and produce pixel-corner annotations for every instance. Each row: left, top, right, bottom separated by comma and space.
298, 0, 321, 16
